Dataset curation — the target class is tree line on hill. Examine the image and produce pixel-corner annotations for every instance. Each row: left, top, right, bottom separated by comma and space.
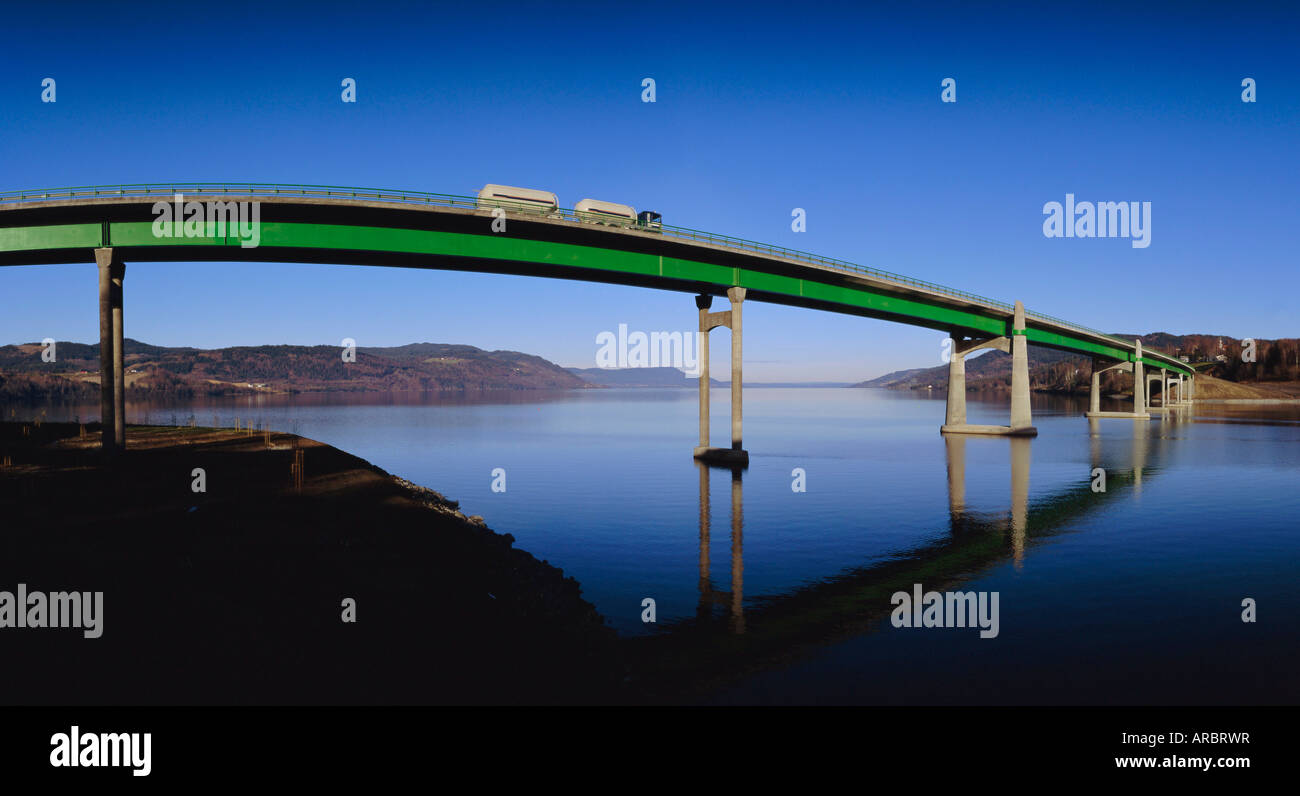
0, 340, 590, 400
855, 333, 1300, 393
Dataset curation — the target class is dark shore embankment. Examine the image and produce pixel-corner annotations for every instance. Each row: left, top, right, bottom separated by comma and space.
0, 422, 620, 704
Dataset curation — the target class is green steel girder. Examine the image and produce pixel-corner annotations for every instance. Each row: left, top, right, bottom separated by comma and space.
0, 218, 1196, 376
0, 222, 102, 251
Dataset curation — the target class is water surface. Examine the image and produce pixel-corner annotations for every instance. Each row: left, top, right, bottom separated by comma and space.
11, 388, 1298, 703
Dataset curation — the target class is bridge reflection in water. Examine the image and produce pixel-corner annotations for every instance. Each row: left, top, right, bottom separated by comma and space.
654, 419, 1167, 693
696, 462, 745, 634
943, 435, 1032, 569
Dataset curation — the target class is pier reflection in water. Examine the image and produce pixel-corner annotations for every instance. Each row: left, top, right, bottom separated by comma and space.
652, 414, 1183, 698
695, 414, 1172, 642
697, 462, 744, 634
943, 435, 1031, 567
690, 413, 1164, 641
646, 424, 1154, 697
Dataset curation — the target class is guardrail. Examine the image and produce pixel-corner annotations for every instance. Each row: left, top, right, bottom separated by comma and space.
0, 182, 1169, 362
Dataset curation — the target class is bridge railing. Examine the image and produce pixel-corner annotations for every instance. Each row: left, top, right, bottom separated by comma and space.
0, 182, 1159, 359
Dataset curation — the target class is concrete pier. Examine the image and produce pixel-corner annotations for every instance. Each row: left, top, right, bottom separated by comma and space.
728, 286, 745, 454
945, 341, 966, 427
694, 289, 749, 466
1132, 340, 1146, 416
695, 294, 712, 450
1085, 339, 1151, 420
94, 247, 127, 452
94, 248, 117, 454
941, 300, 1036, 436
111, 258, 126, 447
1146, 371, 1168, 412
1145, 368, 1194, 413
1160, 370, 1192, 409
1009, 301, 1033, 432
943, 335, 1008, 427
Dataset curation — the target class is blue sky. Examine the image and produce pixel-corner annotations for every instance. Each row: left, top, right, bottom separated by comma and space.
1, 1, 1296, 380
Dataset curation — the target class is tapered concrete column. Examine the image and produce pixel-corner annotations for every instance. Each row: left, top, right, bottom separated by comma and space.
727, 287, 745, 452
1132, 340, 1146, 415
1089, 361, 1101, 414
945, 344, 967, 427
695, 294, 712, 448
111, 259, 126, 447
1009, 301, 1033, 431
1178, 373, 1185, 405
94, 249, 117, 454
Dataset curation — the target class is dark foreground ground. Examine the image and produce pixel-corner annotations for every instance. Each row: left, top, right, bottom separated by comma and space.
0, 422, 622, 704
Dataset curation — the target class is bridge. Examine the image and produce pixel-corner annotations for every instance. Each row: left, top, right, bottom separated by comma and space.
0, 183, 1196, 463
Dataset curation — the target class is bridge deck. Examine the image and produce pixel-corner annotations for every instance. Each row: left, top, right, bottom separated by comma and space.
0, 184, 1193, 375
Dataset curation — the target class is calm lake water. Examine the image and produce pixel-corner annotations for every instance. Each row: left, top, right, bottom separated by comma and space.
13, 388, 1299, 704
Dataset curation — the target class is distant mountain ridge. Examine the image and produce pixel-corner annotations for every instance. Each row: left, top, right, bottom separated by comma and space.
855, 348, 1083, 392
566, 367, 849, 388
854, 333, 1300, 394
566, 366, 722, 387
0, 339, 590, 399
